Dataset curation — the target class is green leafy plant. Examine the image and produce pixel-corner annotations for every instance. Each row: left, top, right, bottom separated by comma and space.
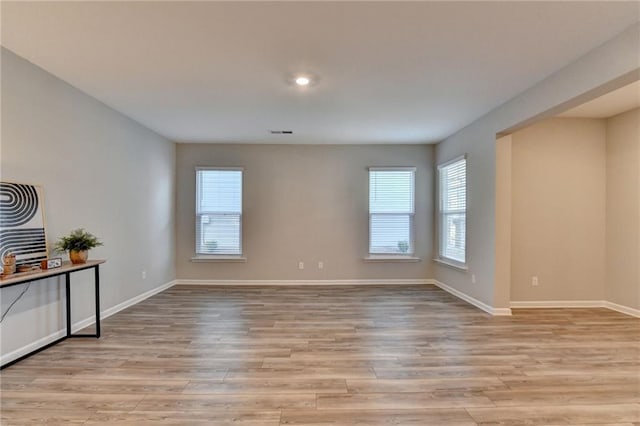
397, 240, 409, 253
54, 228, 103, 252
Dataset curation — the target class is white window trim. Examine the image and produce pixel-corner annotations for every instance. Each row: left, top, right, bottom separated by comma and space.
194, 166, 244, 260
364, 255, 421, 263
432, 257, 468, 271
368, 167, 417, 172
436, 155, 467, 268
191, 255, 247, 263
368, 166, 417, 257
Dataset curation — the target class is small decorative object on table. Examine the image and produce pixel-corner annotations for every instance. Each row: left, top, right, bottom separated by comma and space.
54, 229, 103, 265
41, 257, 62, 270
16, 264, 39, 273
2, 251, 16, 276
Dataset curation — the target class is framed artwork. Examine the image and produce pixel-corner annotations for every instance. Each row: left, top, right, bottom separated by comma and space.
0, 182, 48, 266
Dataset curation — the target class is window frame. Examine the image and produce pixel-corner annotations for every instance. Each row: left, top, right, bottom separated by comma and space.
368, 166, 417, 257
194, 166, 244, 258
436, 155, 467, 267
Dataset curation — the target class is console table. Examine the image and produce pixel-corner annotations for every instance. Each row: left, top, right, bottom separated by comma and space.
0, 259, 105, 369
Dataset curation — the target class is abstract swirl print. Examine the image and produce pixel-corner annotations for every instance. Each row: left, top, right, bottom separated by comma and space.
0, 182, 48, 266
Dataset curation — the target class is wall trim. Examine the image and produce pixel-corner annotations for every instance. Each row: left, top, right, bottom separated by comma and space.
176, 278, 514, 316
175, 278, 431, 286
604, 301, 640, 318
0, 330, 66, 368
510, 300, 602, 308
510, 300, 640, 318
430, 279, 512, 316
0, 279, 176, 366
98, 279, 176, 320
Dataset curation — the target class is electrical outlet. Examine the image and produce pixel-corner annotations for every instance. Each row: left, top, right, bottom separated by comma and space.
142, 270, 147, 280
318, 261, 324, 269
471, 274, 476, 284
298, 262, 304, 270
532, 276, 539, 286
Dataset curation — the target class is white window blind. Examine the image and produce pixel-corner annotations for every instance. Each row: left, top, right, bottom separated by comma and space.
196, 168, 243, 255
369, 168, 415, 255
438, 157, 466, 264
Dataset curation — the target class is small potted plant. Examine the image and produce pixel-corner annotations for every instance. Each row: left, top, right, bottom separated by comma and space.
54, 228, 103, 264
397, 240, 409, 253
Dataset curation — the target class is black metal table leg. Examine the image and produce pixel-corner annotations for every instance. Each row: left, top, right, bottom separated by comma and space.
0, 260, 105, 369
68, 266, 101, 339
95, 265, 100, 338
65, 272, 71, 337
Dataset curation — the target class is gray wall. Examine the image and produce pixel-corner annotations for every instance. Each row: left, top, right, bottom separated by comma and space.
510, 118, 607, 301
0, 48, 176, 362
176, 144, 433, 281
606, 108, 640, 310
435, 23, 639, 309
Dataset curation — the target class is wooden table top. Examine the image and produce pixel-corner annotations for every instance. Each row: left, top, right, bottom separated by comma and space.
0, 259, 105, 287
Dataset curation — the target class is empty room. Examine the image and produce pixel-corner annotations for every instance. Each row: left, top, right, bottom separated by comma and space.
0, 2, 638, 425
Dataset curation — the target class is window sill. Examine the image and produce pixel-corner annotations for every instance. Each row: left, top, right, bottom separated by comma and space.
191, 256, 247, 263
363, 256, 421, 263
432, 258, 468, 271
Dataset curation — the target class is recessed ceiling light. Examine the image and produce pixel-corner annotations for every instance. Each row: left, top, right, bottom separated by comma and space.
287, 73, 317, 88
295, 76, 311, 86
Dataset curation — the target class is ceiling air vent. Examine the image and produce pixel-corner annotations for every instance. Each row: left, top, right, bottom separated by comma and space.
270, 130, 293, 135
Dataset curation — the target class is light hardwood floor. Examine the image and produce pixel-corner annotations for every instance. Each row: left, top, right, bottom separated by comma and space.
1, 285, 638, 425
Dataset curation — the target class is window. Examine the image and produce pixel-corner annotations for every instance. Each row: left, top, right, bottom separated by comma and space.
195, 168, 243, 256
369, 168, 415, 255
437, 156, 466, 264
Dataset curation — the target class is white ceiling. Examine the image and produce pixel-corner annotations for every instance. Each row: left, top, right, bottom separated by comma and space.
2, 1, 639, 144
558, 80, 640, 119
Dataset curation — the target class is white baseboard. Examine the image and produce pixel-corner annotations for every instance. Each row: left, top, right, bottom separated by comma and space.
176, 278, 513, 316
99, 279, 176, 319
510, 300, 603, 309
1, 279, 176, 366
175, 278, 431, 286
0, 328, 67, 367
510, 299, 640, 318
604, 301, 640, 318
7, 278, 635, 367
431, 279, 512, 316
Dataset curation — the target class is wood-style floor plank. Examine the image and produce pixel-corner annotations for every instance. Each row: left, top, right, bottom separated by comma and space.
1, 285, 638, 425
466, 403, 640, 425
316, 390, 496, 409
182, 378, 348, 394
85, 410, 282, 426
280, 408, 477, 425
